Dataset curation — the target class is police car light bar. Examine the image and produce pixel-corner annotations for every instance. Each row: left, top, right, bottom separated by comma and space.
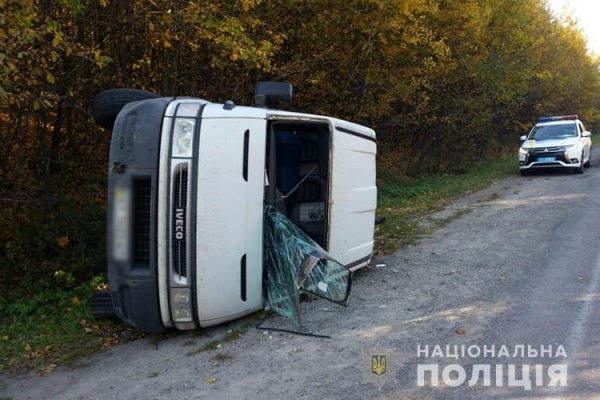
538, 115, 578, 122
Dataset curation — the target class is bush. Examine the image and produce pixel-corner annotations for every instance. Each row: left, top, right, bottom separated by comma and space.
0, 191, 106, 302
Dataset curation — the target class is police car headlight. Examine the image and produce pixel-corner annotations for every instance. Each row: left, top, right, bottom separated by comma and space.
172, 119, 195, 158
519, 148, 529, 155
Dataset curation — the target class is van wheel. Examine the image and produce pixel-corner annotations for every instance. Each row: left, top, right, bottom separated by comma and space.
93, 88, 161, 130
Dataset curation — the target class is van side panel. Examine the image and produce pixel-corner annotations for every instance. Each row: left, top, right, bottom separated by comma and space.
195, 115, 266, 326
328, 126, 377, 268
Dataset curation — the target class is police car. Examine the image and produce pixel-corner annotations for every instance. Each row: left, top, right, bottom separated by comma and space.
519, 115, 592, 175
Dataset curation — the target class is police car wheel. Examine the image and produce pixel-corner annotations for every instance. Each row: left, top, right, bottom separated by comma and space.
575, 153, 585, 174
584, 150, 591, 167
93, 88, 161, 130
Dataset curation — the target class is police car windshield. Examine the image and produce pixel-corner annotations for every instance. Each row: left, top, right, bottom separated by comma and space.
530, 124, 577, 141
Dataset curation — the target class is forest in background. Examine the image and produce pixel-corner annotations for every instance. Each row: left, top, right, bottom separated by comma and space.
1, 0, 600, 303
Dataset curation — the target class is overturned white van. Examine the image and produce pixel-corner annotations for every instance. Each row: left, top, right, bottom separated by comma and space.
92, 83, 377, 333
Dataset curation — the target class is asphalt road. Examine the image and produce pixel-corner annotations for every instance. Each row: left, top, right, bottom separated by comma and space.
3, 159, 600, 400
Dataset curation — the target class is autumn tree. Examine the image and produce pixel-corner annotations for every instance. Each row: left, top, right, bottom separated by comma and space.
1, 0, 599, 298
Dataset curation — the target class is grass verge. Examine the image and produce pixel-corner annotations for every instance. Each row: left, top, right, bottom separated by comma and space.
0, 279, 143, 374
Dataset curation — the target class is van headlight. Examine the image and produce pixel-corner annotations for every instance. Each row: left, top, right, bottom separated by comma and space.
564, 144, 578, 152
170, 288, 193, 322
519, 148, 529, 155
172, 119, 195, 158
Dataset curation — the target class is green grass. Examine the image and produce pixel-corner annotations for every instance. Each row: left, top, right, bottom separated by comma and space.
211, 352, 233, 362
375, 156, 516, 253
185, 312, 265, 357
186, 340, 220, 357
224, 328, 244, 342
436, 207, 474, 228
0, 279, 143, 374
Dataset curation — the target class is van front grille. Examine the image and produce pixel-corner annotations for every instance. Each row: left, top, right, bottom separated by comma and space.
532, 146, 562, 153
172, 166, 188, 280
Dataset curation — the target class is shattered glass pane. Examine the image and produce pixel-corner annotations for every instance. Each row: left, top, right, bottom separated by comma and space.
301, 259, 351, 303
263, 205, 352, 329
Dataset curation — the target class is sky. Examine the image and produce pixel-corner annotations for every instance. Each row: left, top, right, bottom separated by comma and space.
546, 0, 600, 55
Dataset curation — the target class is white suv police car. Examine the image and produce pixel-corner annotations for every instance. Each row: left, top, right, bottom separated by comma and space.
519, 115, 592, 175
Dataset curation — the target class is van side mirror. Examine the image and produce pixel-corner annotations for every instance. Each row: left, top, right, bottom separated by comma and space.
582, 131, 592, 137
519, 135, 527, 141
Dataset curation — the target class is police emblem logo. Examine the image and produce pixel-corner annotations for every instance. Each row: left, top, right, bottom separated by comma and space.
361, 342, 400, 392
372, 354, 386, 376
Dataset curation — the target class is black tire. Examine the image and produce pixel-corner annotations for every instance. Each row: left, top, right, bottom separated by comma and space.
91, 290, 117, 319
575, 152, 584, 174
584, 149, 591, 167
520, 169, 529, 176
93, 88, 161, 130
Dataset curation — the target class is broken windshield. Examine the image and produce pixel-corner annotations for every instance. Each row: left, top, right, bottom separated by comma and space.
263, 206, 352, 329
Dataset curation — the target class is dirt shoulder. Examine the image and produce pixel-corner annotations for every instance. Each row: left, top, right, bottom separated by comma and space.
0, 173, 540, 400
